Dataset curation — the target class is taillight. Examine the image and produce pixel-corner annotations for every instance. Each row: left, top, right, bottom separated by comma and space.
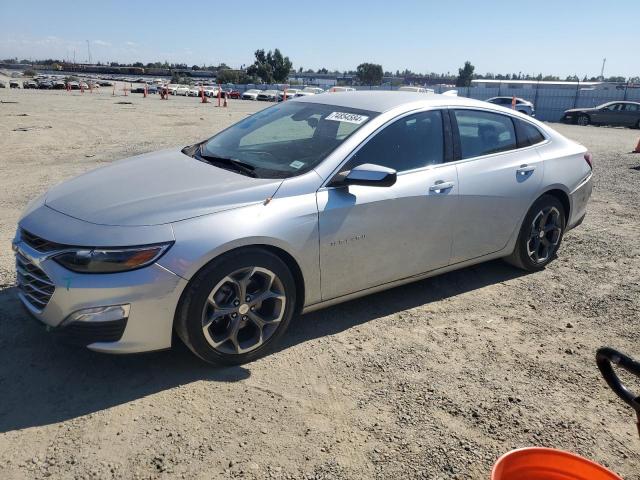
584, 152, 593, 170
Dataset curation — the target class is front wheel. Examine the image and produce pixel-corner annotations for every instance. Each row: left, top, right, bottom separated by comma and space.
505, 195, 566, 272
175, 248, 296, 365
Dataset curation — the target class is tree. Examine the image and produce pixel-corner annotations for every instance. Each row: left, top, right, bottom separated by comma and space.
246, 48, 292, 84
216, 69, 239, 84
356, 63, 383, 85
455, 61, 475, 87
317, 67, 328, 74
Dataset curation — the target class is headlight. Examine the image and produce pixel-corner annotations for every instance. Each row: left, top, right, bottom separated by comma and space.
54, 243, 172, 273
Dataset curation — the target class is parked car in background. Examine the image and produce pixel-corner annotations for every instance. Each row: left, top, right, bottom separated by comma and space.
99, 80, 114, 87
486, 97, 535, 116
204, 86, 220, 98
225, 89, 241, 99
278, 89, 300, 101
398, 86, 434, 93
13, 92, 592, 365
131, 84, 158, 94
9, 80, 20, 88
53, 80, 66, 90
68, 81, 80, 90
257, 89, 279, 101
22, 80, 37, 89
0, 82, 5, 88
562, 101, 640, 128
295, 87, 325, 97
328, 86, 356, 93
174, 85, 190, 96
37, 80, 53, 89
188, 86, 202, 97
242, 89, 261, 100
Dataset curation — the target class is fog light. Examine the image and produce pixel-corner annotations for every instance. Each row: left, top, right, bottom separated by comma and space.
63, 304, 130, 324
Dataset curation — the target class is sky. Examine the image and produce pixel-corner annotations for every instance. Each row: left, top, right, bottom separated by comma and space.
1, 0, 638, 78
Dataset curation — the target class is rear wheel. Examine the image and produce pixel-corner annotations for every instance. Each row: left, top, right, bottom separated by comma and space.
506, 195, 566, 272
175, 248, 296, 365
577, 114, 590, 126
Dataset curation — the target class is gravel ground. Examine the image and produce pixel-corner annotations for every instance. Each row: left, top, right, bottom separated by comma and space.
0, 83, 639, 480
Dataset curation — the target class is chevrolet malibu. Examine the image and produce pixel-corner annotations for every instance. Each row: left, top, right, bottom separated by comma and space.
13, 92, 593, 365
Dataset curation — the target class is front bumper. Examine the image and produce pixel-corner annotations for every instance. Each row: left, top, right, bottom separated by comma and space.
13, 237, 188, 353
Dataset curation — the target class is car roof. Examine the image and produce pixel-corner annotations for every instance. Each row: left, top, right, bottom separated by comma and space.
293, 90, 498, 113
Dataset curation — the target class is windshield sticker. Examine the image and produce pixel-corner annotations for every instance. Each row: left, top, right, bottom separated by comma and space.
325, 112, 369, 124
289, 160, 305, 169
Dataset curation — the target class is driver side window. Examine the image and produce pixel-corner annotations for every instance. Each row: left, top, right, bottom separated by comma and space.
344, 110, 444, 172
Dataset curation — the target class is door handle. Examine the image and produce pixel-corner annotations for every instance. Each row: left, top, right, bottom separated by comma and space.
517, 165, 536, 175
429, 181, 455, 192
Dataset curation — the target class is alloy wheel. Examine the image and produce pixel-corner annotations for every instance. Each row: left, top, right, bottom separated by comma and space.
201, 266, 286, 355
527, 207, 562, 264
578, 115, 589, 126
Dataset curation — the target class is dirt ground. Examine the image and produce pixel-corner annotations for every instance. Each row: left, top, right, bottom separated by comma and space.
0, 79, 639, 480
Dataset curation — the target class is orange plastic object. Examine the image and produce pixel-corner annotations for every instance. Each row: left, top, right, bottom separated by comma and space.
491, 447, 623, 480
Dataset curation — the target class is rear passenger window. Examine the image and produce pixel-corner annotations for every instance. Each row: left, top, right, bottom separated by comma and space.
346, 110, 444, 172
454, 110, 517, 159
514, 119, 545, 147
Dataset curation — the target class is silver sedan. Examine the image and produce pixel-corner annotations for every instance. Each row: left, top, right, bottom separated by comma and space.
13, 92, 593, 364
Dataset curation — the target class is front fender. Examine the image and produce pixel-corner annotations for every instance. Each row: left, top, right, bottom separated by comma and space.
158, 195, 321, 307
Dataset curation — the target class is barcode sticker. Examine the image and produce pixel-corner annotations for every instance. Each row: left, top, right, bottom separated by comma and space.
325, 112, 369, 124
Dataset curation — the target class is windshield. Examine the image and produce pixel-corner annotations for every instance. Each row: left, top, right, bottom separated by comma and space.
200, 102, 377, 178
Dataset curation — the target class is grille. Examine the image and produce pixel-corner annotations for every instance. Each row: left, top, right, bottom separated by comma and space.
20, 229, 68, 252
16, 252, 55, 311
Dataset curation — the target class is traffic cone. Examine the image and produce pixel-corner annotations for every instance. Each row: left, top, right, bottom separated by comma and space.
112, 84, 115, 96
633, 137, 640, 154
223, 93, 228, 108
217, 86, 221, 107
143, 84, 147, 98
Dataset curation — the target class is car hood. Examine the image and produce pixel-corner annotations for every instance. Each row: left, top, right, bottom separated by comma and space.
564, 107, 596, 114
44, 148, 283, 226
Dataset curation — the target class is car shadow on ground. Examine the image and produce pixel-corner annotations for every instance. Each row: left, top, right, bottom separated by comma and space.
280, 259, 527, 352
0, 260, 526, 433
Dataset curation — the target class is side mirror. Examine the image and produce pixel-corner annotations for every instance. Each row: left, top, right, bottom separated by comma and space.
332, 163, 397, 188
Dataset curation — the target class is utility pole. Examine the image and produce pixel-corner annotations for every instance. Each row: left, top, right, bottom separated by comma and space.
86, 40, 92, 64
600, 58, 606, 80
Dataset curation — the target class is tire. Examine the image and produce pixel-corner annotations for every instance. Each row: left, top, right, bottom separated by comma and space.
577, 114, 590, 126
505, 194, 566, 272
175, 248, 297, 365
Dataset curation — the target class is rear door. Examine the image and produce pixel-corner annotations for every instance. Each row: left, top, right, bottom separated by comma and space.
317, 110, 458, 300
450, 109, 545, 263
621, 103, 640, 126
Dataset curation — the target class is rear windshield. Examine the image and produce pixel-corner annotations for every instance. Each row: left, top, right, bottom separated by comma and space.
201, 102, 378, 178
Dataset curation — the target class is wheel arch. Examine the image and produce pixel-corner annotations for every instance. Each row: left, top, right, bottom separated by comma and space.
539, 188, 571, 224
173, 241, 307, 322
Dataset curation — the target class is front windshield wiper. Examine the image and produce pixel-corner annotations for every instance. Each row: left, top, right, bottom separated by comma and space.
197, 146, 258, 178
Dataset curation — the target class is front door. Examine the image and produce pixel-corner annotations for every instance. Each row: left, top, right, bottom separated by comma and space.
317, 110, 458, 300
